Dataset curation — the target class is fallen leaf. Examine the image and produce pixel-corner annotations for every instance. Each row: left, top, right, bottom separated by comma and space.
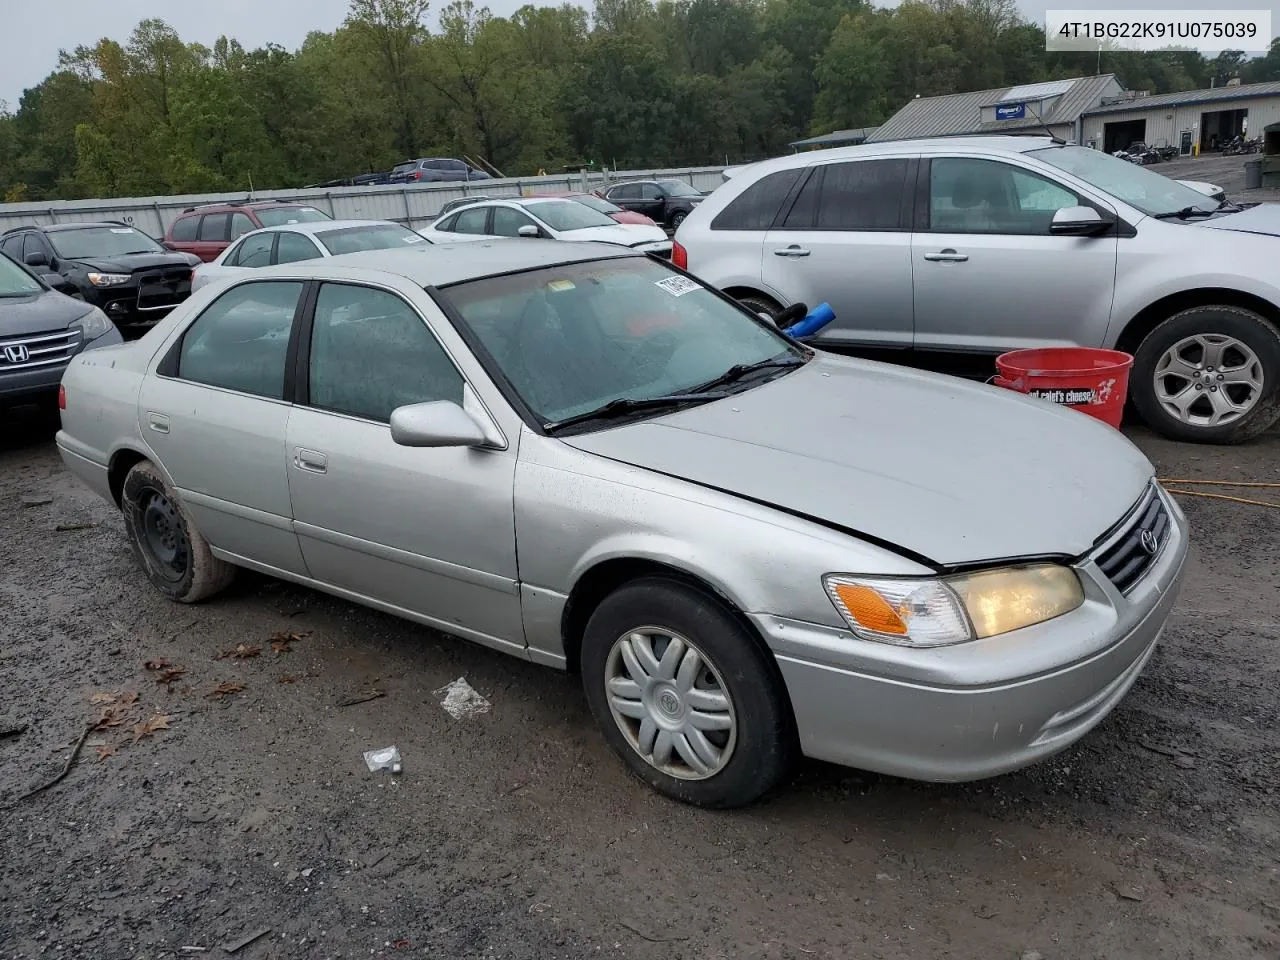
207, 682, 245, 699
270, 641, 292, 655
269, 630, 309, 644
156, 667, 186, 685
143, 659, 171, 671
278, 675, 298, 685
89, 692, 118, 705
117, 691, 140, 706
391, 940, 411, 950
93, 706, 138, 731
95, 745, 117, 762
132, 713, 173, 742
217, 644, 261, 660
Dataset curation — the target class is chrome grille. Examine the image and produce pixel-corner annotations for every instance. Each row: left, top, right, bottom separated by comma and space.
1093, 485, 1171, 595
0, 328, 82, 371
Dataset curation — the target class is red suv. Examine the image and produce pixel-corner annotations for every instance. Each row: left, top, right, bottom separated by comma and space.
162, 201, 332, 261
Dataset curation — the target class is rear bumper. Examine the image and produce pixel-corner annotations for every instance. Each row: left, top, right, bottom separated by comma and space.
754, 490, 1188, 782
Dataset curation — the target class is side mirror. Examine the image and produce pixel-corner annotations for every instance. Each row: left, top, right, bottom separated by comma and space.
1050, 206, 1110, 237
389, 400, 487, 448
517, 225, 539, 238
24, 251, 48, 267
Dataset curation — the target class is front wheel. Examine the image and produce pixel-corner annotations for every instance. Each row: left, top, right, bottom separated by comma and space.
1131, 305, 1280, 443
581, 578, 796, 808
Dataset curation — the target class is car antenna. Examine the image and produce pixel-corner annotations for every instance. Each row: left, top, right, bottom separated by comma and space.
1025, 101, 1067, 145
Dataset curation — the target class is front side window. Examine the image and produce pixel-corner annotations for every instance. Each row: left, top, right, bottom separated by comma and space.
308, 283, 463, 422
929, 158, 1079, 235
170, 216, 199, 242
23, 234, 47, 262
256, 206, 331, 227
314, 224, 426, 255
712, 169, 802, 230
440, 257, 798, 427
523, 201, 615, 232
1030, 144, 1213, 217
177, 281, 303, 398
198, 215, 229, 242
230, 213, 255, 239
453, 207, 490, 235
0, 251, 44, 295
231, 232, 274, 268
0, 236, 23, 261
47, 226, 164, 259
491, 206, 538, 237
655, 179, 701, 198
639, 183, 663, 200
275, 231, 323, 264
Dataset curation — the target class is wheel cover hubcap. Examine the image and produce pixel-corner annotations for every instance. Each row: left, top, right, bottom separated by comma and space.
140, 489, 190, 582
603, 628, 737, 781
1154, 333, 1264, 427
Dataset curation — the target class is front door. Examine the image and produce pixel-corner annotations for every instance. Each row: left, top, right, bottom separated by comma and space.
911, 156, 1119, 353
760, 157, 916, 347
284, 280, 524, 654
138, 279, 308, 575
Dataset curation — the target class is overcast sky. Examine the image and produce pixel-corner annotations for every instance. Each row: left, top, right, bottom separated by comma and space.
4, 0, 1279, 109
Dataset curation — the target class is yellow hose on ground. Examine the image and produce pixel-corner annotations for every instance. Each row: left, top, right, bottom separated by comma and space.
1155, 479, 1280, 508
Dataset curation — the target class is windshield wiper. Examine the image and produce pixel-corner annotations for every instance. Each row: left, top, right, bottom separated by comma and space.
543, 392, 728, 434
1152, 206, 1217, 220
693, 354, 806, 393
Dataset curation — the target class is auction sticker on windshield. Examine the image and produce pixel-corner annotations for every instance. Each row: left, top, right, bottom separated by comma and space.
654, 276, 700, 297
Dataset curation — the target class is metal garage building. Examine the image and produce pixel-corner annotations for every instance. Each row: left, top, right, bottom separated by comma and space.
1080, 81, 1280, 155
870, 75, 1124, 143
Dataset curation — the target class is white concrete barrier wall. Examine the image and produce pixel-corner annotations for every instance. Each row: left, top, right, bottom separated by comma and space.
0, 167, 731, 237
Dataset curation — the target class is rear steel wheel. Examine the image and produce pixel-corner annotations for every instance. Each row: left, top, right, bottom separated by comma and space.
139, 487, 190, 583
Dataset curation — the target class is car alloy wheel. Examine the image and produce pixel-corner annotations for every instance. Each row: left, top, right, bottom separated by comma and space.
603, 627, 737, 780
1153, 333, 1263, 427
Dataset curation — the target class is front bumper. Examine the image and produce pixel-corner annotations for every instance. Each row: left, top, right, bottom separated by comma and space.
0, 327, 123, 402
754, 487, 1189, 782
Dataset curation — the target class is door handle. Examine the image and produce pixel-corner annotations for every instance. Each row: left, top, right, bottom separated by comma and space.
773, 246, 811, 257
146, 412, 170, 434
923, 249, 969, 262
294, 448, 328, 474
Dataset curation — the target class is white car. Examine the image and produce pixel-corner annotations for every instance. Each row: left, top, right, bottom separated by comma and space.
192, 220, 428, 293
419, 197, 672, 257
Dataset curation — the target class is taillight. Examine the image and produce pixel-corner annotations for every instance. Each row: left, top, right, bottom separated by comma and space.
414, 170, 423, 181
672, 241, 688, 270
58, 385, 66, 410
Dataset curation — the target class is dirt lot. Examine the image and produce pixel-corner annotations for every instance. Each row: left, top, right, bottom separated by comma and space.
1, 407, 1277, 960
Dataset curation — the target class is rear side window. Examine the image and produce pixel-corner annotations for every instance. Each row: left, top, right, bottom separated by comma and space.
711, 169, 802, 230
453, 207, 489, 235
198, 214, 229, 242
178, 281, 303, 398
610, 184, 639, 200
275, 232, 322, 264
230, 232, 274, 268
170, 216, 199, 242
784, 160, 908, 231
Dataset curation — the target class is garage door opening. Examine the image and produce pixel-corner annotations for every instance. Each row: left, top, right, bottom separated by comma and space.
1104, 119, 1147, 153
1201, 108, 1248, 150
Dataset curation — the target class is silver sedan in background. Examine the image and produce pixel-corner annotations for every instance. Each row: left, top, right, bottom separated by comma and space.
56, 240, 1187, 807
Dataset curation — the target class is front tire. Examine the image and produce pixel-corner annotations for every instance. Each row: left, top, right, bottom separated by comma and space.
581, 578, 796, 808
668, 210, 688, 230
121, 459, 235, 603
1131, 305, 1280, 443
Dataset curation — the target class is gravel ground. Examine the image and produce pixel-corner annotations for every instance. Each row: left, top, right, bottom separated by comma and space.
1157, 152, 1280, 204
0, 406, 1277, 960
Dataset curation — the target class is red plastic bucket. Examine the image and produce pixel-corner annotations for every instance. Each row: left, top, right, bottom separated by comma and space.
994, 347, 1134, 429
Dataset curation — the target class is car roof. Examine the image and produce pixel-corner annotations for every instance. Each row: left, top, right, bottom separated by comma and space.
749, 135, 1061, 170
25, 222, 141, 233
246, 219, 397, 237
254, 238, 643, 287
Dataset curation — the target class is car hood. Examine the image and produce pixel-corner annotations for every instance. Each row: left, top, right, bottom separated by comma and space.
561, 224, 669, 246
70, 252, 197, 272
563, 355, 1153, 567
610, 211, 658, 226
0, 290, 92, 336
1199, 202, 1280, 237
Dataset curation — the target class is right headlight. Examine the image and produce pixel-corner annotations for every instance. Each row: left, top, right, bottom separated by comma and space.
71, 306, 114, 341
824, 564, 1085, 648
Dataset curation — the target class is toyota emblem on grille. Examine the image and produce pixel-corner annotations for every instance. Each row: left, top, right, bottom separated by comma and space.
1140, 529, 1159, 556
3, 344, 29, 363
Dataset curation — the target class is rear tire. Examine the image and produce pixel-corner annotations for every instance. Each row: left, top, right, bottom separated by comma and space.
669, 210, 688, 230
734, 293, 783, 323
1131, 305, 1280, 443
121, 459, 235, 603
581, 577, 796, 808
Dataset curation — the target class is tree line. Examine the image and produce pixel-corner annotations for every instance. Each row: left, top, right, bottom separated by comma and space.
0, 0, 1272, 203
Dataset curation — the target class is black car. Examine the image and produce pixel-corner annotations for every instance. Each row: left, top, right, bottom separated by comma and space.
0, 250, 122, 408
0, 223, 200, 332
599, 179, 706, 229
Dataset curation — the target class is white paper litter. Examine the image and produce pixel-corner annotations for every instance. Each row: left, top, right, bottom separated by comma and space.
434, 677, 491, 720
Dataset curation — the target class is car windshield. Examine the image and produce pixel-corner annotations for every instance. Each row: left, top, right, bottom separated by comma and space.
47, 226, 164, 259
255, 207, 331, 227
1030, 145, 1217, 217
656, 179, 702, 198
439, 257, 800, 429
316, 224, 428, 255
0, 253, 43, 296
524, 201, 617, 232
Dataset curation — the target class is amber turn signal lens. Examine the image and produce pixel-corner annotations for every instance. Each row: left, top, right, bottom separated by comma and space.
832, 583, 908, 635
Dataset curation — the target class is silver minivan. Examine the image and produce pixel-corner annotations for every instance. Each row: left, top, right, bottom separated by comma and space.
675, 136, 1280, 444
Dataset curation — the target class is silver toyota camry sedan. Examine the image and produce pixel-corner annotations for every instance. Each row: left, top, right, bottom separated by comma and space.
56, 239, 1188, 807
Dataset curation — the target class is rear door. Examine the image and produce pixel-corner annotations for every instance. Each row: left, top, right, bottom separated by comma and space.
166, 215, 201, 255
761, 157, 916, 347
607, 184, 644, 214
191, 231, 274, 293
191, 214, 230, 262
138, 279, 309, 574
910, 155, 1119, 352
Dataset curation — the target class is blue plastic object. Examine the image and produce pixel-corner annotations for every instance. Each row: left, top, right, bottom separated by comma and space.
782, 302, 835, 338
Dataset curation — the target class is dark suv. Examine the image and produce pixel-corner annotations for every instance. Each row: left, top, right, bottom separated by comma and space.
388, 158, 493, 184
163, 201, 332, 261
599, 179, 706, 229
0, 223, 199, 333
